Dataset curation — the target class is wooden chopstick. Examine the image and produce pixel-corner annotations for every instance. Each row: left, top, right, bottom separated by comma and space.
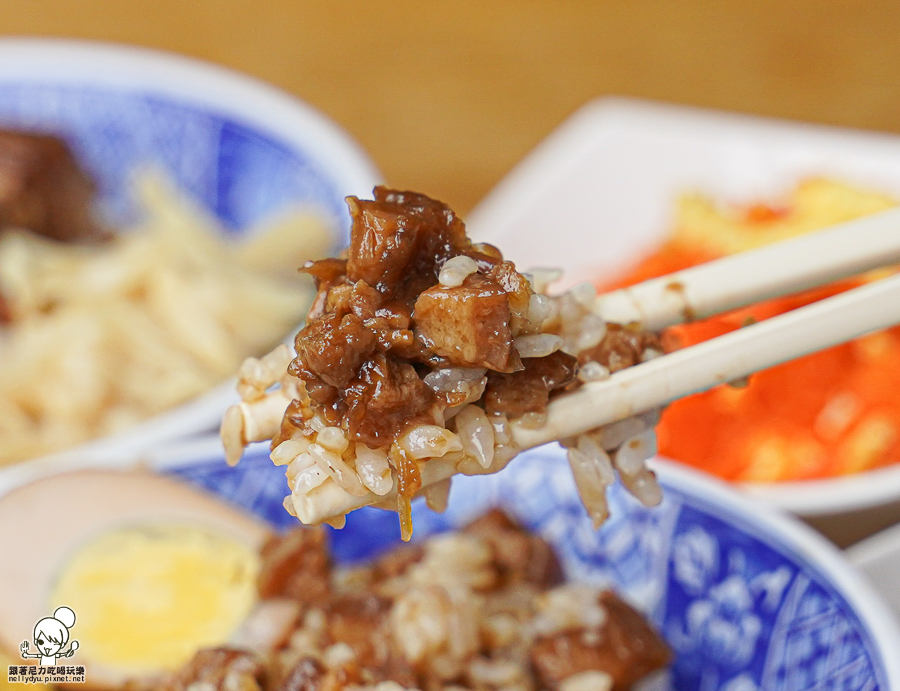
512, 270, 900, 451
595, 205, 900, 331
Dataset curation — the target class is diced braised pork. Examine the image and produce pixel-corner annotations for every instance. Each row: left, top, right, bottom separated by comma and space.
464, 509, 564, 589
0, 129, 105, 242
346, 187, 470, 302
578, 323, 663, 373
343, 353, 438, 448
324, 594, 392, 667
483, 351, 578, 417
257, 527, 332, 603
414, 274, 519, 372
294, 313, 378, 389
530, 591, 671, 691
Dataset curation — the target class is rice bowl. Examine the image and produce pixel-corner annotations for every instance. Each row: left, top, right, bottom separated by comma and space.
0, 38, 380, 467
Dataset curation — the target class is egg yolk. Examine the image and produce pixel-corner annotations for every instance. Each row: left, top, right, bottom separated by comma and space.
50, 523, 259, 673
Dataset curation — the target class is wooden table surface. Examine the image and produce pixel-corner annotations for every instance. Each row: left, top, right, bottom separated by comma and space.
3, 1, 900, 215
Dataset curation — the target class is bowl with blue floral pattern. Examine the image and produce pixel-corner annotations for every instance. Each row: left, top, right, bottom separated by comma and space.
0, 39, 380, 463
153, 437, 900, 691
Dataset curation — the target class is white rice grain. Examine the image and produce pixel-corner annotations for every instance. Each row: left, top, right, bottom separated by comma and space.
526, 266, 563, 294
354, 443, 394, 495
577, 434, 616, 485
566, 444, 613, 528
641, 347, 664, 362
423, 367, 487, 405
638, 406, 663, 428
455, 405, 494, 468
280, 374, 305, 402
569, 281, 597, 308
516, 411, 547, 430
316, 426, 349, 454
481, 612, 520, 649
236, 356, 273, 402
574, 313, 608, 351
532, 584, 607, 636
578, 360, 610, 383
558, 292, 585, 331
619, 467, 663, 507
399, 425, 464, 459
423, 477, 452, 513
287, 453, 329, 494
285, 450, 314, 478
308, 413, 327, 432
323, 642, 356, 667
513, 333, 563, 358
468, 657, 526, 687
613, 428, 658, 475
261, 343, 294, 377
492, 444, 519, 469
308, 443, 367, 496
438, 255, 478, 287
221, 405, 245, 467
271, 438, 311, 466
489, 413, 511, 445
290, 466, 329, 495
598, 416, 646, 451
612, 429, 662, 507
522, 292, 552, 333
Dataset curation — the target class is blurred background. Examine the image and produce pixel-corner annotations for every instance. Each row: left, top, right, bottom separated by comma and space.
4, 0, 900, 215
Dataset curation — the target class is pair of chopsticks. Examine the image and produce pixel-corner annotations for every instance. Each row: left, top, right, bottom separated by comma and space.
512, 205, 900, 451
298, 207, 900, 523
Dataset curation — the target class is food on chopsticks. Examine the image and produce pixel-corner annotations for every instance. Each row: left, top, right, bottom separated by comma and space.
164, 510, 671, 691
604, 178, 900, 482
223, 188, 664, 539
0, 169, 332, 465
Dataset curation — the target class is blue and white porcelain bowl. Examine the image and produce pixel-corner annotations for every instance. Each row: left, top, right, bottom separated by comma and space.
0, 38, 380, 461
146, 437, 900, 691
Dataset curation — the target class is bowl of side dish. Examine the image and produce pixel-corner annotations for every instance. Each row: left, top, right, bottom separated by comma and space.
0, 38, 380, 469
467, 97, 900, 546
1, 436, 898, 690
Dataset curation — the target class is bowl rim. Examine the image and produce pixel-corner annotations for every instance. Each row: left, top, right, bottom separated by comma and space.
653, 458, 900, 683
0, 37, 383, 464
468, 95, 900, 517
4, 434, 900, 681
0, 37, 382, 200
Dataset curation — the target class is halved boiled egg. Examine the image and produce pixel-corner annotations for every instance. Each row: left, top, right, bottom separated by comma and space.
0, 469, 274, 689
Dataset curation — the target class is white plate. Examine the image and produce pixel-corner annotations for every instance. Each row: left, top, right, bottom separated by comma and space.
467, 97, 900, 541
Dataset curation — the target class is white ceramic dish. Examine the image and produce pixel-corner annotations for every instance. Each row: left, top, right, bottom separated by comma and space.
847, 522, 900, 622
467, 97, 900, 545
0, 39, 381, 466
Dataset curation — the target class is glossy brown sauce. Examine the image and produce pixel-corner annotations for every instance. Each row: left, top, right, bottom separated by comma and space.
283, 187, 576, 459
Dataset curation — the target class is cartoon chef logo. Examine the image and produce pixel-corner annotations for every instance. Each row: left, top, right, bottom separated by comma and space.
20, 606, 80, 665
